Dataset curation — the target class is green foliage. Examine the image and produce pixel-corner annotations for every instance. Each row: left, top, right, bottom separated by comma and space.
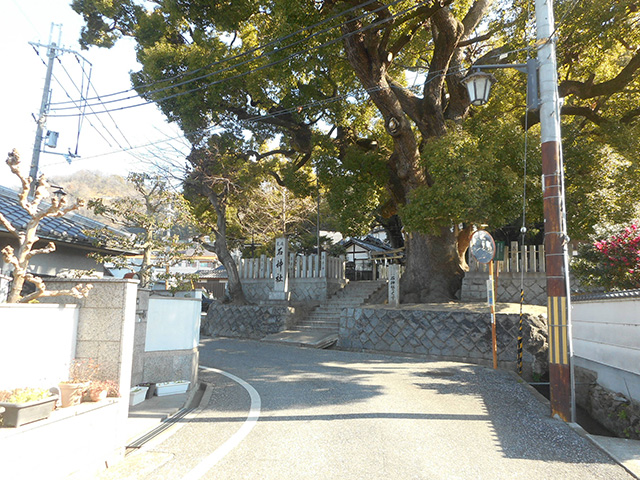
572, 222, 640, 292
401, 122, 527, 234
0, 388, 51, 404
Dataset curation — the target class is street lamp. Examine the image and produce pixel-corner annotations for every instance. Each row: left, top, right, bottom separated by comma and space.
461, 59, 539, 111
460, 70, 496, 106
460, 0, 574, 423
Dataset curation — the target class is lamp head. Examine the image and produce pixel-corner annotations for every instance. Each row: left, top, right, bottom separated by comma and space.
461, 70, 497, 106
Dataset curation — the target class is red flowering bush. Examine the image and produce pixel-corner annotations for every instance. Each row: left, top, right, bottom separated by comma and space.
573, 223, 640, 291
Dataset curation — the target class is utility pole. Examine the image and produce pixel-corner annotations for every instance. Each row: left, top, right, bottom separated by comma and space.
29, 40, 57, 196
536, 0, 574, 422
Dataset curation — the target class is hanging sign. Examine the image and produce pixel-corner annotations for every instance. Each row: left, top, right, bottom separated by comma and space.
470, 230, 496, 264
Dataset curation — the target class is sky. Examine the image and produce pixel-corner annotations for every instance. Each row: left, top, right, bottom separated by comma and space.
0, 0, 189, 188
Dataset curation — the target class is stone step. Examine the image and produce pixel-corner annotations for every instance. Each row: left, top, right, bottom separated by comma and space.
295, 324, 339, 331
298, 317, 340, 325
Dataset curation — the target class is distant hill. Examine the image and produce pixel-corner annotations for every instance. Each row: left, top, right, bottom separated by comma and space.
49, 170, 139, 225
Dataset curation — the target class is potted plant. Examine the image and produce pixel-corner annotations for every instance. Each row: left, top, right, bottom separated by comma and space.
58, 358, 99, 407
0, 387, 58, 427
130, 386, 149, 406
156, 381, 190, 396
88, 379, 121, 402
139, 382, 157, 399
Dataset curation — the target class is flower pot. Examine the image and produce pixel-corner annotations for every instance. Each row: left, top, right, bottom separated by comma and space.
0, 395, 58, 427
156, 381, 190, 396
130, 386, 148, 406
140, 383, 157, 399
89, 388, 108, 402
58, 382, 89, 408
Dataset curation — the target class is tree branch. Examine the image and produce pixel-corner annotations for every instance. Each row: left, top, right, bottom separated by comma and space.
19, 274, 93, 303
559, 49, 640, 99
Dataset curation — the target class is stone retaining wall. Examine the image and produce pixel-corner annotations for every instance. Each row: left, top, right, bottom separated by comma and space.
461, 272, 547, 305
338, 304, 549, 378
575, 366, 640, 440
202, 304, 301, 339
242, 277, 346, 303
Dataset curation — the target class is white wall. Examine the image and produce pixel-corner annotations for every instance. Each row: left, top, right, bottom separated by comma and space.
573, 296, 640, 401
145, 296, 201, 351
0, 304, 78, 389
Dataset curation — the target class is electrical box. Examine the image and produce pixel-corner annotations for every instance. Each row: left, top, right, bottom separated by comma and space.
45, 131, 59, 148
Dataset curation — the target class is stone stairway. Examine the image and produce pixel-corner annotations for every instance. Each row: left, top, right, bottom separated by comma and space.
262, 280, 386, 348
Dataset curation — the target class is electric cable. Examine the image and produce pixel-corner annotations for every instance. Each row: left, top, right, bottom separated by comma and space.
49, 0, 436, 116
49, 0, 394, 108
47, 64, 467, 166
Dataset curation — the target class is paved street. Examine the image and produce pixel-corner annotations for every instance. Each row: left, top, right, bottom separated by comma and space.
103, 338, 634, 479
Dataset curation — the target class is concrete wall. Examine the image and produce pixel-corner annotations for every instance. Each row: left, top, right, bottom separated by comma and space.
0, 303, 79, 390
140, 292, 201, 387
5, 278, 140, 477
1, 401, 122, 479
43, 278, 138, 395
572, 291, 640, 402
338, 304, 549, 378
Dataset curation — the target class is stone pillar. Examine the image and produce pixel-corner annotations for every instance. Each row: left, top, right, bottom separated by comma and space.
269, 237, 290, 301
388, 264, 400, 307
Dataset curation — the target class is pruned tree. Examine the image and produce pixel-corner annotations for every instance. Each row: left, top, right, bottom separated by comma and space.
184, 135, 256, 304
0, 149, 93, 303
87, 172, 197, 288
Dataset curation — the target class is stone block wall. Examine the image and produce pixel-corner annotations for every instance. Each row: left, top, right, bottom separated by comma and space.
338, 305, 549, 378
461, 272, 547, 305
203, 304, 298, 339
131, 289, 150, 386
242, 277, 346, 304
43, 278, 138, 396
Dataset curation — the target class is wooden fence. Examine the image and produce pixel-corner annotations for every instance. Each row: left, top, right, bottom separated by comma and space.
238, 252, 345, 280
468, 242, 545, 273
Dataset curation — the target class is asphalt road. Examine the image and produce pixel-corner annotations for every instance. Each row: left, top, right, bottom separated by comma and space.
105, 338, 634, 479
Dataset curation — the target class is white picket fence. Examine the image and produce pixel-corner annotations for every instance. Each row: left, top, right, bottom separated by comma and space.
469, 241, 545, 273
238, 252, 345, 280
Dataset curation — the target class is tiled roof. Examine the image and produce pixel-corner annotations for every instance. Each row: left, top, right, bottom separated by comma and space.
0, 185, 124, 250
341, 235, 393, 253
199, 264, 228, 279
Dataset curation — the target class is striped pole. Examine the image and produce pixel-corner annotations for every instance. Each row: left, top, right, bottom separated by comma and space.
517, 288, 524, 375
536, 0, 573, 422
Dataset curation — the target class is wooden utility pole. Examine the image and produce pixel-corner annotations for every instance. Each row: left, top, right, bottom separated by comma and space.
536, 0, 574, 422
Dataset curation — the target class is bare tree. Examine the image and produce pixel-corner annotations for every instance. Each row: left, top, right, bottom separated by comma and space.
0, 149, 92, 303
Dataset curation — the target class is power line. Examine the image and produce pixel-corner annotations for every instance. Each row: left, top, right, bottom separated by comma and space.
49, 66, 466, 167
49, 0, 434, 118
49, 0, 387, 108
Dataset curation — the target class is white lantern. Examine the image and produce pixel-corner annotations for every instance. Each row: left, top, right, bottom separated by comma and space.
461, 71, 497, 106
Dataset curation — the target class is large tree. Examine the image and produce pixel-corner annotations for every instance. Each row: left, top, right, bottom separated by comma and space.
73, 0, 640, 301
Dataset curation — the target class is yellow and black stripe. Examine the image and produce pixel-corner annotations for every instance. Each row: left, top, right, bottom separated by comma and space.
547, 296, 569, 365
517, 288, 524, 374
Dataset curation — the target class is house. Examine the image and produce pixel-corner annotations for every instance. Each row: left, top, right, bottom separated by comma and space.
0, 185, 127, 296
341, 235, 395, 281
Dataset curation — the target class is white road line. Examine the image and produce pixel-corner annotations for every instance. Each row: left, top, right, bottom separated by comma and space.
181, 367, 261, 480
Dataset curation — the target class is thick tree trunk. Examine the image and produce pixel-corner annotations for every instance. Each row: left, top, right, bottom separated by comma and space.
208, 192, 247, 305
400, 228, 465, 303
214, 237, 246, 304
